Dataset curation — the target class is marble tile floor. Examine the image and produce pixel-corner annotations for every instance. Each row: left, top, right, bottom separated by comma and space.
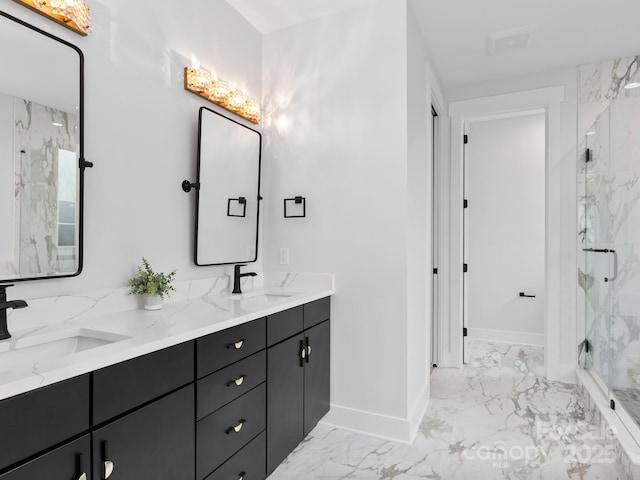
268, 340, 625, 479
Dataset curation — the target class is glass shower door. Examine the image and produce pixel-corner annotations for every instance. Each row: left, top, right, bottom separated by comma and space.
583, 108, 613, 397
607, 91, 640, 433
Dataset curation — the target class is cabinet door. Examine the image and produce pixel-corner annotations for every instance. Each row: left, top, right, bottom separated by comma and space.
266, 334, 304, 474
0, 435, 90, 480
303, 320, 331, 436
0, 374, 90, 471
92, 385, 194, 480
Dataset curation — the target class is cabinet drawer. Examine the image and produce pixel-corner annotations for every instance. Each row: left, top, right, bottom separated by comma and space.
197, 318, 265, 378
93, 341, 194, 424
0, 374, 89, 471
197, 350, 266, 420
304, 296, 331, 329
197, 383, 266, 480
204, 431, 266, 480
0, 435, 90, 480
267, 306, 303, 346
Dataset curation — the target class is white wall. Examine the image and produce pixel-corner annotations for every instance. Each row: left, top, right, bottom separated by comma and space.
262, 0, 432, 441
467, 114, 545, 345
2, 0, 263, 300
0, 94, 13, 263
406, 1, 431, 435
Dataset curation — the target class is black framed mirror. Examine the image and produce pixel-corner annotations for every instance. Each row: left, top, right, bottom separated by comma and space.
192, 106, 262, 266
0, 10, 87, 281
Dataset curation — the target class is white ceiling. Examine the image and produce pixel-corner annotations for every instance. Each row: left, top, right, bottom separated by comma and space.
225, 0, 640, 90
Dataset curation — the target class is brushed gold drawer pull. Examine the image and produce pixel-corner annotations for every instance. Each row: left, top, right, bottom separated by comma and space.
104, 460, 114, 479
236, 472, 246, 480
234, 375, 245, 386
78, 474, 87, 480
301, 348, 306, 359
307, 345, 312, 357
228, 340, 244, 350
226, 419, 246, 434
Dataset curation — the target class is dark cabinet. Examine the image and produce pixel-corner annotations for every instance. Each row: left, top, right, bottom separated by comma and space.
0, 295, 330, 480
266, 298, 331, 474
197, 318, 265, 378
93, 341, 194, 425
92, 384, 195, 480
0, 374, 90, 472
197, 384, 266, 479
0, 435, 90, 480
204, 431, 266, 480
303, 320, 331, 436
266, 334, 305, 474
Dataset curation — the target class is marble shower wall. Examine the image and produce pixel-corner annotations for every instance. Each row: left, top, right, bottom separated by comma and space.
0, 97, 79, 277
578, 56, 640, 393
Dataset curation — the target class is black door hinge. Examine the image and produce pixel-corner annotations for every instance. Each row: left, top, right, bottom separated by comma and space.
433, 268, 438, 275
585, 148, 591, 163
463, 264, 468, 273
463, 134, 469, 144
585, 340, 590, 353
463, 328, 468, 337
610, 399, 615, 410
464, 199, 468, 209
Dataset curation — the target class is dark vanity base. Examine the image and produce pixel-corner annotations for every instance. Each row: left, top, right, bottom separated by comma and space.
0, 296, 331, 480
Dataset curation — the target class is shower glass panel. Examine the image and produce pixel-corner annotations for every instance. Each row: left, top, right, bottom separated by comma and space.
584, 108, 613, 394
584, 87, 640, 439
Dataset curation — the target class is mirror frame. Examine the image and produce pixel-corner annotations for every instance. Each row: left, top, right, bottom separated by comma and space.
0, 10, 86, 282
194, 106, 262, 266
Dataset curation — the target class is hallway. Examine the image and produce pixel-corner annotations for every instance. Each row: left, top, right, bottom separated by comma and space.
268, 341, 622, 479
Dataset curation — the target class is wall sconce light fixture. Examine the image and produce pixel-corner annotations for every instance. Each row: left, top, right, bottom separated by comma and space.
13, 0, 91, 36
184, 67, 261, 124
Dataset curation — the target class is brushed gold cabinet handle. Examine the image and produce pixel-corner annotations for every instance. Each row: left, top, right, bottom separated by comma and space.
232, 340, 244, 349
234, 375, 245, 386
307, 345, 312, 357
236, 472, 246, 480
104, 460, 114, 479
78, 474, 87, 480
301, 348, 306, 359
226, 419, 246, 434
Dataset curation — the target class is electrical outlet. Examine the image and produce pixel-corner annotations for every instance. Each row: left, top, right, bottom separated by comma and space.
279, 248, 290, 265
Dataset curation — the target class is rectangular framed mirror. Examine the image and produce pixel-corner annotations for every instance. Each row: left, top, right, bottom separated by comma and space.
0, 10, 86, 282
194, 107, 262, 266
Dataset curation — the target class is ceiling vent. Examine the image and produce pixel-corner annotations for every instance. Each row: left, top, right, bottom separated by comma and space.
486, 25, 536, 55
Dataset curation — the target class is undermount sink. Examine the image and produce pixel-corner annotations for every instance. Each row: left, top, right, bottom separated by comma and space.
225, 290, 297, 308
223, 290, 298, 304
0, 328, 130, 373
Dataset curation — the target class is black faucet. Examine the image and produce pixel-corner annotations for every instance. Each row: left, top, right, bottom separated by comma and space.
232, 265, 257, 294
0, 284, 28, 341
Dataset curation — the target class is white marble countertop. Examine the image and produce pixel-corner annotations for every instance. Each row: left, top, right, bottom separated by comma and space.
0, 272, 334, 401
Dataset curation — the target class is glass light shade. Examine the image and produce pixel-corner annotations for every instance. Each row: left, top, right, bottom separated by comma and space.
186, 67, 211, 93
210, 79, 231, 104
27, 0, 91, 34
227, 89, 247, 113
244, 98, 261, 123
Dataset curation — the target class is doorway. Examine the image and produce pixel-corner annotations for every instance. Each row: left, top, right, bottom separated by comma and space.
462, 112, 546, 362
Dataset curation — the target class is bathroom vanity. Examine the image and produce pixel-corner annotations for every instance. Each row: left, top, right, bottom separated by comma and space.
0, 275, 333, 480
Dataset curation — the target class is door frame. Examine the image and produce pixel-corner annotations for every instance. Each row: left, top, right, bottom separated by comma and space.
441, 86, 574, 382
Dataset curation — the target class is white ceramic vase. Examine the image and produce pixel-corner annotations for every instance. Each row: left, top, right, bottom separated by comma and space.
142, 294, 163, 311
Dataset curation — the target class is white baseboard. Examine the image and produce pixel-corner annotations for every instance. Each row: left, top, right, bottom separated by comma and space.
468, 327, 544, 347
320, 385, 430, 444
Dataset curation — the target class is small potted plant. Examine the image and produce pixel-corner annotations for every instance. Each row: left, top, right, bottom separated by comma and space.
128, 257, 176, 310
